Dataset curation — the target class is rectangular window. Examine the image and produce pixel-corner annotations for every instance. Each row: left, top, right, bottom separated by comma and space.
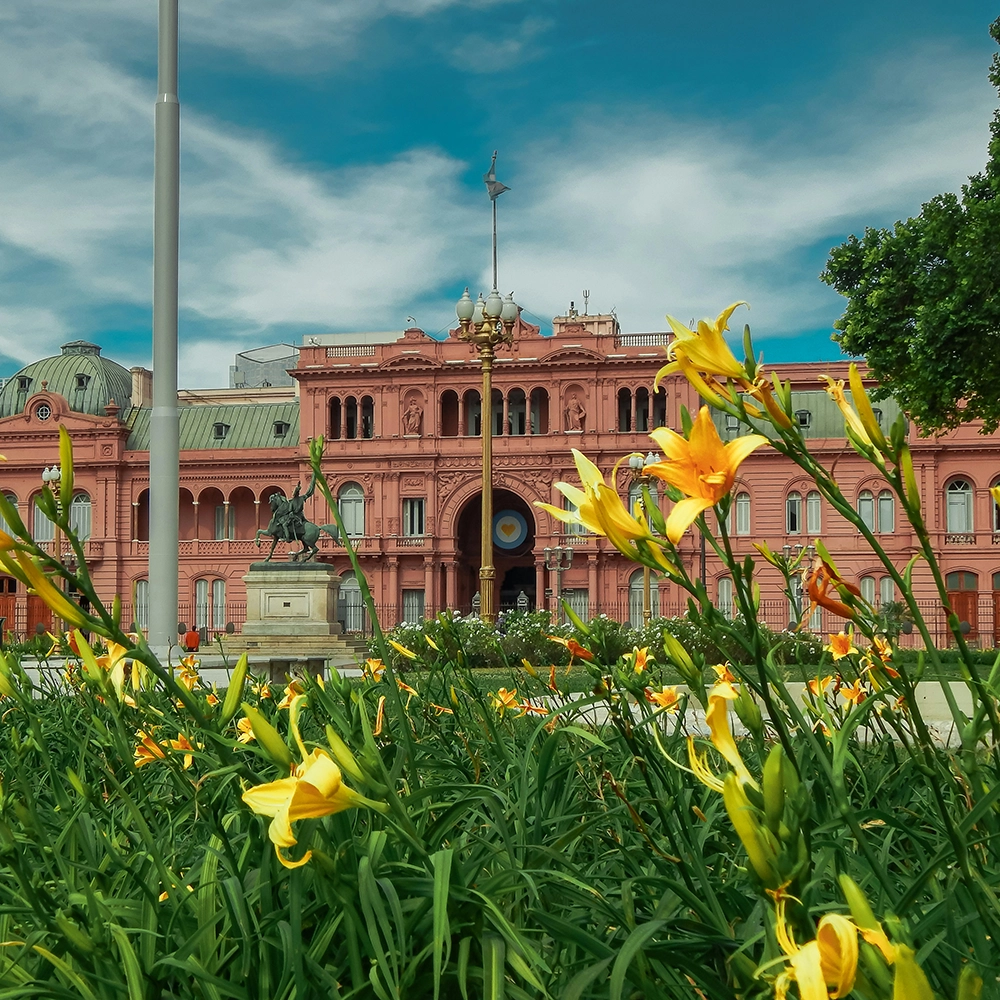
402, 498, 425, 537
214, 505, 233, 540
735, 493, 751, 536
858, 492, 875, 532
195, 578, 209, 629
879, 576, 894, 607
877, 492, 894, 534
212, 579, 226, 630
786, 494, 801, 534
69, 498, 91, 541
717, 577, 734, 621
134, 579, 149, 632
563, 589, 590, 621
402, 589, 425, 622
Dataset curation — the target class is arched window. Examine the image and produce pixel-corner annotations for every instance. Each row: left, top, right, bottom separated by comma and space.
360, 396, 375, 439
133, 579, 149, 632
735, 492, 751, 536
338, 483, 365, 537
717, 576, 734, 621
344, 396, 358, 439
0, 494, 18, 537
652, 388, 667, 428
947, 480, 974, 533
628, 569, 659, 627
338, 573, 368, 633
786, 492, 802, 534
858, 490, 875, 532
507, 389, 527, 435
491, 388, 504, 436
328, 397, 342, 439
617, 388, 632, 432
529, 388, 549, 434
878, 490, 894, 533
879, 576, 894, 607
635, 388, 650, 432
806, 491, 821, 534
69, 493, 91, 541
195, 578, 209, 629
33, 495, 54, 543
860, 576, 876, 605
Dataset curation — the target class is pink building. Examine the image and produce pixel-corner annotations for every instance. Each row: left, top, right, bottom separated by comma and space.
0, 317, 997, 644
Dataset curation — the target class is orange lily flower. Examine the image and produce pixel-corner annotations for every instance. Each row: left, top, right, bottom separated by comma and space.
547, 635, 594, 662
803, 552, 861, 621
646, 406, 768, 543
840, 680, 867, 707
646, 685, 679, 712
824, 632, 858, 661
807, 675, 834, 697
491, 687, 520, 716
630, 646, 652, 674
363, 658, 386, 682
277, 679, 305, 709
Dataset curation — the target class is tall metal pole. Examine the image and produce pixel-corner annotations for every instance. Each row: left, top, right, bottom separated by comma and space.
491, 197, 498, 293
479, 346, 496, 624
149, 0, 180, 657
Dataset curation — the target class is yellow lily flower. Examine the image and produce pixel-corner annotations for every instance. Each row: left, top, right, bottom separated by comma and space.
363, 657, 386, 681
646, 685, 679, 711
535, 450, 676, 571
824, 632, 858, 661
654, 302, 749, 387
388, 639, 418, 660
236, 717, 256, 743
630, 645, 652, 674
491, 687, 520, 716
646, 406, 768, 543
774, 892, 860, 1000
242, 748, 383, 869
704, 681, 757, 789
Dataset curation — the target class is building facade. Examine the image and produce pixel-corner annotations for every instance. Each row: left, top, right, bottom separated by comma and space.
0, 315, 998, 645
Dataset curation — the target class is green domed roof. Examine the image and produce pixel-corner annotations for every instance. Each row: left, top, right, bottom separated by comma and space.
0, 342, 133, 418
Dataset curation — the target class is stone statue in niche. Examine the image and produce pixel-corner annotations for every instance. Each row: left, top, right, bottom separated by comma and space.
402, 399, 423, 435
565, 393, 586, 432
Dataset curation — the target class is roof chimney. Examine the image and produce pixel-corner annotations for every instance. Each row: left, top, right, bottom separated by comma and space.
130, 367, 152, 408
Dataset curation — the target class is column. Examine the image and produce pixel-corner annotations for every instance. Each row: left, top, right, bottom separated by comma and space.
132, 502, 140, 542
387, 557, 399, 622
254, 499, 261, 532
535, 559, 546, 614
445, 560, 458, 611
588, 553, 599, 618
423, 557, 435, 616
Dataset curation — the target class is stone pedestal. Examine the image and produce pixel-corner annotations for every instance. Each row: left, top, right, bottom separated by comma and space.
242, 562, 343, 637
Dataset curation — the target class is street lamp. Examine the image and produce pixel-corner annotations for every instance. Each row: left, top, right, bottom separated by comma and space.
456, 286, 519, 625
628, 452, 659, 625
544, 545, 573, 623
41, 465, 63, 631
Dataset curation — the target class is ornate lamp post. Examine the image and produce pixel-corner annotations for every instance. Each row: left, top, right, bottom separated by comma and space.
456, 287, 519, 624
628, 451, 659, 625
41, 465, 63, 630
544, 545, 573, 623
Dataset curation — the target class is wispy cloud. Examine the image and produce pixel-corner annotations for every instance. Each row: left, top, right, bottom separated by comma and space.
0, 8, 994, 385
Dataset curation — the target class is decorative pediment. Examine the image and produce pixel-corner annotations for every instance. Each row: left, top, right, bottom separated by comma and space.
539, 346, 606, 364
378, 355, 443, 370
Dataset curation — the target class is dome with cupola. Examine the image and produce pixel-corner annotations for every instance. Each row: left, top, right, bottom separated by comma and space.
0, 341, 133, 419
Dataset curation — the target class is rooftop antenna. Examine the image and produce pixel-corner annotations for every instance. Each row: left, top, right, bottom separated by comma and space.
583, 289, 590, 315
483, 151, 510, 291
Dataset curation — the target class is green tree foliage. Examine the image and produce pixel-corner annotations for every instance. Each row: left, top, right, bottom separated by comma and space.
822, 17, 1000, 433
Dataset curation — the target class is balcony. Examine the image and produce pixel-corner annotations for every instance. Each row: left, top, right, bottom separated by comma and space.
945, 533, 976, 545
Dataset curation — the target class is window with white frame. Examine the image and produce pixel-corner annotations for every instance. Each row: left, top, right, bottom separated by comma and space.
786, 492, 802, 534
628, 569, 659, 627
402, 589, 425, 622
563, 589, 590, 621
858, 490, 875, 532
195, 578, 209, 629
860, 576, 876, 605
212, 579, 226, 630
879, 576, 894, 607
806, 491, 821, 534
338, 483, 365, 537
717, 576, 734, 621
946, 480, 974, 533
563, 496, 587, 535
0, 494, 18, 537
877, 490, 894, 533
134, 579, 149, 632
735, 492, 751, 536
33, 496, 54, 542
402, 498, 425, 536
69, 493, 91, 541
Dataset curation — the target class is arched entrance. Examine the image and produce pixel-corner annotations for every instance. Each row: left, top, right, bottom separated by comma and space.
455, 489, 537, 612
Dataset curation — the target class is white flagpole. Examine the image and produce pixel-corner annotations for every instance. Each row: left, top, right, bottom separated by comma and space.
149, 0, 180, 657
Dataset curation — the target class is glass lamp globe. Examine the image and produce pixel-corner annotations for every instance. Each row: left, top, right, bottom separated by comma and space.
455, 288, 475, 323
500, 293, 518, 324
472, 294, 485, 325
483, 289, 503, 321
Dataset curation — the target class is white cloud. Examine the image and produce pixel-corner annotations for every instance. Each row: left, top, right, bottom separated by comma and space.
0, 11, 994, 385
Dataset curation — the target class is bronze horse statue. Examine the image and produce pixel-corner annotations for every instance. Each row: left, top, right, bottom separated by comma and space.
253, 485, 340, 562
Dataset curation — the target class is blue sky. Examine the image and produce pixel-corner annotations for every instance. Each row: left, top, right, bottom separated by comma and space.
0, 1, 997, 386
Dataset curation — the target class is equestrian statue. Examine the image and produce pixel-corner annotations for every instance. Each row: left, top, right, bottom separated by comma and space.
253, 473, 340, 561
